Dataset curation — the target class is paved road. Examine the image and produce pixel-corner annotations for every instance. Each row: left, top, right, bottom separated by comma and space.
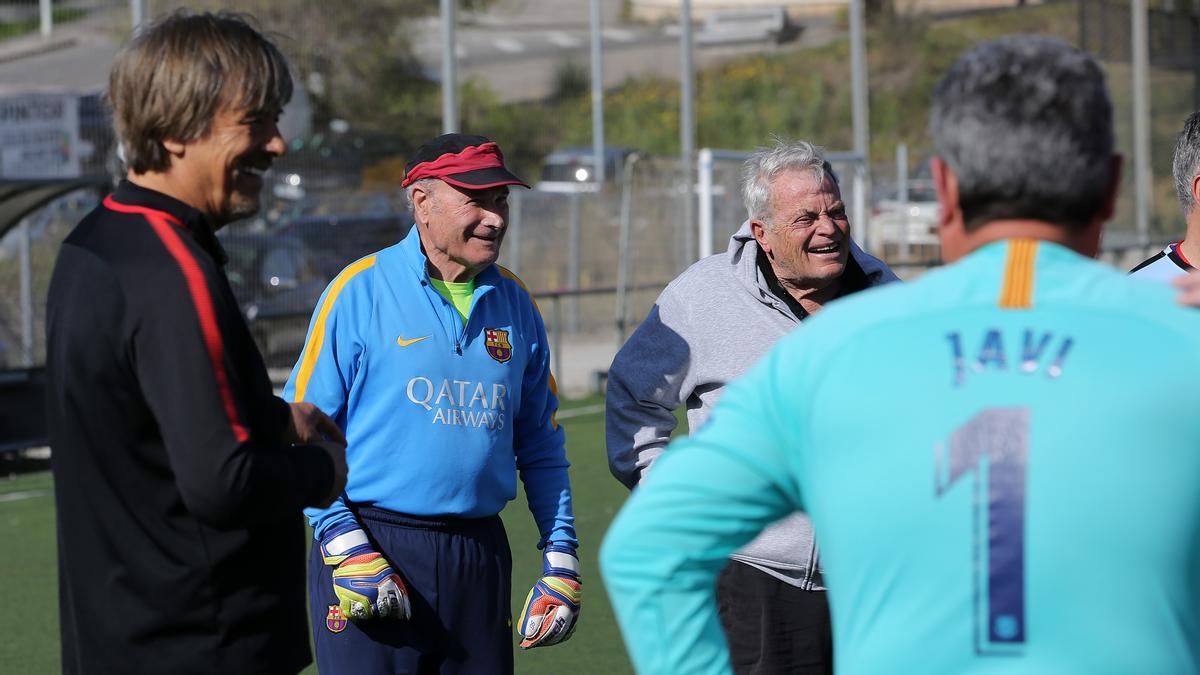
0, 2, 839, 104
415, 0, 839, 102
0, 22, 118, 95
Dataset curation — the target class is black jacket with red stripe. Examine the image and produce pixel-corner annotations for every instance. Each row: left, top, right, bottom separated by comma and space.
46, 181, 333, 675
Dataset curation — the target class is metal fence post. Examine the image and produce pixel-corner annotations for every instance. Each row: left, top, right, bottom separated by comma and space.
552, 296, 563, 386
1132, 0, 1153, 245
590, 0, 606, 183
567, 192, 581, 333
897, 143, 909, 262
853, 164, 869, 253
131, 0, 145, 30
440, 0, 459, 134
679, 0, 696, 270
507, 189, 522, 276
850, 0, 872, 252
698, 148, 714, 260
40, 0, 52, 38
616, 153, 639, 349
20, 218, 34, 367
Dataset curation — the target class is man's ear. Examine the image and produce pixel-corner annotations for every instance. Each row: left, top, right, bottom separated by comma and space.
749, 219, 772, 256
931, 156, 963, 232
161, 139, 186, 158
411, 184, 432, 225
931, 154, 969, 236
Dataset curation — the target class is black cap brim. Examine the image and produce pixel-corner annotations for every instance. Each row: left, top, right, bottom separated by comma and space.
439, 166, 530, 190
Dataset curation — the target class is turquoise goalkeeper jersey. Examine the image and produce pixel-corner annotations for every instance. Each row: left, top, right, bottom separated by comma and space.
601, 239, 1200, 674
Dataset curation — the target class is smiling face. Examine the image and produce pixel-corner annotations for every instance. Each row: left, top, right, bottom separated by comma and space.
170, 106, 285, 227
752, 169, 850, 292
412, 180, 510, 282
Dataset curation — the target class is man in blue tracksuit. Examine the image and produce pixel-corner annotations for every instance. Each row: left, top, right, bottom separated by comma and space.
285, 134, 580, 674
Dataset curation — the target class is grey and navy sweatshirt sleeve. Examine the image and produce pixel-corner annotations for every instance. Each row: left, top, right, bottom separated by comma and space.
601, 340, 803, 674
605, 284, 692, 490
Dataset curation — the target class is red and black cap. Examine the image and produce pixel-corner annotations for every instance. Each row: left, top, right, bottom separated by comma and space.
401, 133, 530, 190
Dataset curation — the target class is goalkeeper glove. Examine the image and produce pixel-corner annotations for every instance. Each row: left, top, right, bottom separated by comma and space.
319, 522, 411, 622
517, 545, 582, 649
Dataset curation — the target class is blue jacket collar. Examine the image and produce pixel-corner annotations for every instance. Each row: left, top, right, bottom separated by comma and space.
397, 226, 501, 290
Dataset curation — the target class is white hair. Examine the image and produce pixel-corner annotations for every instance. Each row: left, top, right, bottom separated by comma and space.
740, 138, 838, 224
405, 178, 440, 213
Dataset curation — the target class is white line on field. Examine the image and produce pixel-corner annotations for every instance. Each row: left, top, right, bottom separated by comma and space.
0, 489, 50, 503
557, 403, 605, 420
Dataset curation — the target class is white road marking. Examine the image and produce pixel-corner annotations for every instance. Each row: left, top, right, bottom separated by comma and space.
494, 38, 526, 53
603, 28, 635, 43
548, 32, 582, 48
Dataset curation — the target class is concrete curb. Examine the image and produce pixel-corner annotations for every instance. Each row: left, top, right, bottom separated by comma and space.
0, 35, 77, 65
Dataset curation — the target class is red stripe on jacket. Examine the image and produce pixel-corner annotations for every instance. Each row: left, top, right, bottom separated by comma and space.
103, 195, 250, 443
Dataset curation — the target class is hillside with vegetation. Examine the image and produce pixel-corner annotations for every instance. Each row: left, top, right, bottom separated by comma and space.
453, 2, 1191, 238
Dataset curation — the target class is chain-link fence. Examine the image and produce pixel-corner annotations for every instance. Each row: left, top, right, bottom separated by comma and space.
2, 0, 1199, 387
1076, 0, 1199, 244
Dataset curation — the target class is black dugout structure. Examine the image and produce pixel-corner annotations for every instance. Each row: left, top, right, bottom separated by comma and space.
0, 178, 107, 454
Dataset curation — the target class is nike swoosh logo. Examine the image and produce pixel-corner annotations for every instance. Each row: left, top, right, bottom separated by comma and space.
396, 335, 431, 347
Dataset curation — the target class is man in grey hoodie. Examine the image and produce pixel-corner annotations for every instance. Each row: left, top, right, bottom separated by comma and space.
605, 138, 898, 674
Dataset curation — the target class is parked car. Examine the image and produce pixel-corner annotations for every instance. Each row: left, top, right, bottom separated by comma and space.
873, 164, 941, 256
219, 232, 328, 367
535, 146, 638, 193
275, 212, 414, 279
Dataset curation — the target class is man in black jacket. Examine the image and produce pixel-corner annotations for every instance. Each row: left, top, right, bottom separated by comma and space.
45, 11, 347, 674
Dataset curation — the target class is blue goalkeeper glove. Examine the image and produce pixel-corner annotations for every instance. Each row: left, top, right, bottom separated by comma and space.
517, 545, 582, 649
319, 522, 412, 622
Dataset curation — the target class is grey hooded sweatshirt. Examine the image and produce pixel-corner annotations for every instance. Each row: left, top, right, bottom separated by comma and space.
606, 221, 898, 588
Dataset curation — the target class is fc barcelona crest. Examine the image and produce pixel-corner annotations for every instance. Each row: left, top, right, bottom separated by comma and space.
485, 328, 513, 363
326, 604, 347, 633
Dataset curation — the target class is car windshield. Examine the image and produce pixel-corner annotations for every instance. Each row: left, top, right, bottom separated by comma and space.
223, 245, 259, 289
278, 215, 412, 274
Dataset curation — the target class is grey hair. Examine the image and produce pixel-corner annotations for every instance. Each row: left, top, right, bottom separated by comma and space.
1172, 111, 1200, 216
740, 138, 839, 223
405, 178, 440, 213
931, 36, 1114, 231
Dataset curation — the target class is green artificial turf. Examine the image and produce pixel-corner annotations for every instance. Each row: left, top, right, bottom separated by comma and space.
0, 397, 645, 673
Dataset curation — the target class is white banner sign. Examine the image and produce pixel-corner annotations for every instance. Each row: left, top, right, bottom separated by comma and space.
0, 93, 81, 179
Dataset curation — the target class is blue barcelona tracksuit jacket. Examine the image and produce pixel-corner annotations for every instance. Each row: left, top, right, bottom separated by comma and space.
284, 227, 577, 550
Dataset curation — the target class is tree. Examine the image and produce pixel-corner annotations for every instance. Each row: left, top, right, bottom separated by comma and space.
149, 1, 491, 144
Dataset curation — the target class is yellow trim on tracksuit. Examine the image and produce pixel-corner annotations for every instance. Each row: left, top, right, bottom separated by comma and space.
497, 265, 560, 430
294, 255, 377, 402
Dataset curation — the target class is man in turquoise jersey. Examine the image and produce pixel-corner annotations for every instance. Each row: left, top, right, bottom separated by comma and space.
602, 36, 1200, 674
286, 134, 580, 674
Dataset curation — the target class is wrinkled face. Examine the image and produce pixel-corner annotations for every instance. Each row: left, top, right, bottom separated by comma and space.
414, 181, 509, 280
179, 106, 284, 226
754, 170, 850, 289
